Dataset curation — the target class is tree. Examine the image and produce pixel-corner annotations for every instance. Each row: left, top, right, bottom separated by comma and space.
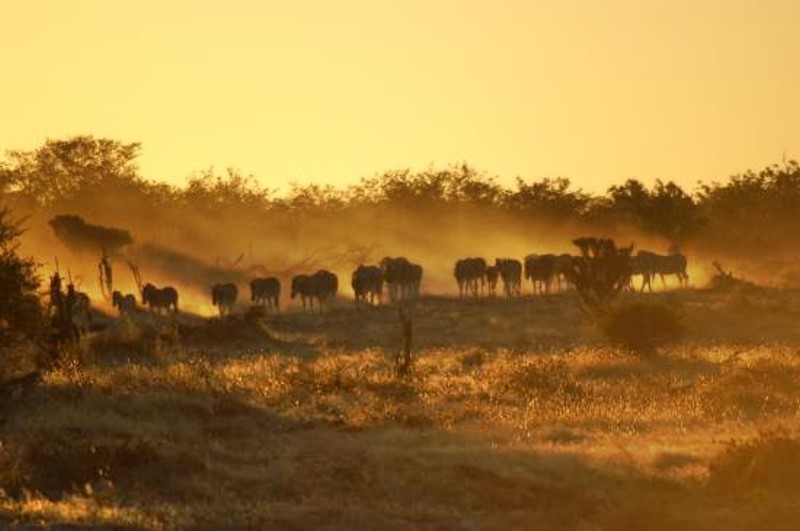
605, 179, 651, 225
504, 177, 589, 219
647, 180, 702, 244
0, 209, 43, 339
348, 164, 503, 207
599, 179, 701, 245
0, 136, 141, 205
182, 168, 272, 210
438, 164, 504, 205
697, 160, 800, 257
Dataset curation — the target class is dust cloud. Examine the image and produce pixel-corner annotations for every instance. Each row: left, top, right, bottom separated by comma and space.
11, 191, 727, 317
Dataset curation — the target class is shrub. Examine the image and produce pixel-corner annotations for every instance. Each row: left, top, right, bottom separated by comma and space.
599, 301, 684, 354
0, 208, 46, 380
0, 209, 43, 339
566, 237, 633, 314
709, 430, 800, 495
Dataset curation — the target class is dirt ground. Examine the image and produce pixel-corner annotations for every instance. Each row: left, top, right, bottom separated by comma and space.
3, 288, 800, 529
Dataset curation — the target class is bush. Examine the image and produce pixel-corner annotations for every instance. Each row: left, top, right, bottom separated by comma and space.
599, 301, 684, 354
0, 208, 46, 380
0, 209, 43, 338
567, 237, 633, 314
709, 430, 800, 495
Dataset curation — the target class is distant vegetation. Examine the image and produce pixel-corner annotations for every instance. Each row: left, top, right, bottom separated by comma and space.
2, 135, 799, 295
2, 136, 798, 256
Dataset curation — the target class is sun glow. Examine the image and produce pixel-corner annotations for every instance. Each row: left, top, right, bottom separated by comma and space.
2, 0, 799, 192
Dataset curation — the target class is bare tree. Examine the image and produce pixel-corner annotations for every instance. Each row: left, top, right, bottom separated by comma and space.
395, 300, 415, 377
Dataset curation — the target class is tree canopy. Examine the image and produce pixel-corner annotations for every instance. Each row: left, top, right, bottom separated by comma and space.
1, 135, 797, 259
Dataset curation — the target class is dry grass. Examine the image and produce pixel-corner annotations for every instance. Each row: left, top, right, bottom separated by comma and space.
3, 289, 800, 529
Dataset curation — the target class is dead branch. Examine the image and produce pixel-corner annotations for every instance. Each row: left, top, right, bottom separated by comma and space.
395, 300, 415, 377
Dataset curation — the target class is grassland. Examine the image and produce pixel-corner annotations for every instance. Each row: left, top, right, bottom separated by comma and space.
2, 288, 800, 529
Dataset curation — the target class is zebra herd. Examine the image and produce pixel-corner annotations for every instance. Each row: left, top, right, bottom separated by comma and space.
455, 250, 689, 299
90, 248, 688, 319
110, 256, 425, 317
291, 270, 338, 312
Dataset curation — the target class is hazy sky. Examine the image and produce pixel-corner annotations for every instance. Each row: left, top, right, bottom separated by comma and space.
2, 0, 799, 193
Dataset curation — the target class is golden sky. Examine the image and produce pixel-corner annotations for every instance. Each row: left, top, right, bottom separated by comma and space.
2, 0, 799, 193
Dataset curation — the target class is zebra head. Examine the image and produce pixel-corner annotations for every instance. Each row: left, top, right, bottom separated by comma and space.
141, 283, 156, 305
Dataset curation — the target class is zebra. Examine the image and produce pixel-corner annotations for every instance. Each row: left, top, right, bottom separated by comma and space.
141, 283, 179, 314
381, 256, 409, 302
634, 251, 689, 292
111, 290, 137, 315
553, 254, 575, 291
291, 274, 314, 312
454, 258, 487, 298
291, 270, 338, 313
524, 254, 557, 294
352, 265, 384, 308
495, 258, 522, 298
628, 253, 650, 291
381, 257, 423, 302
485, 265, 499, 296
250, 277, 281, 312
65, 284, 92, 336
409, 263, 423, 299
211, 282, 238, 317
313, 269, 338, 311
454, 259, 468, 297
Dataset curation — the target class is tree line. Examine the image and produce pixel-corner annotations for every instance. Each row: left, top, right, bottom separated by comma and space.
1, 136, 798, 263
